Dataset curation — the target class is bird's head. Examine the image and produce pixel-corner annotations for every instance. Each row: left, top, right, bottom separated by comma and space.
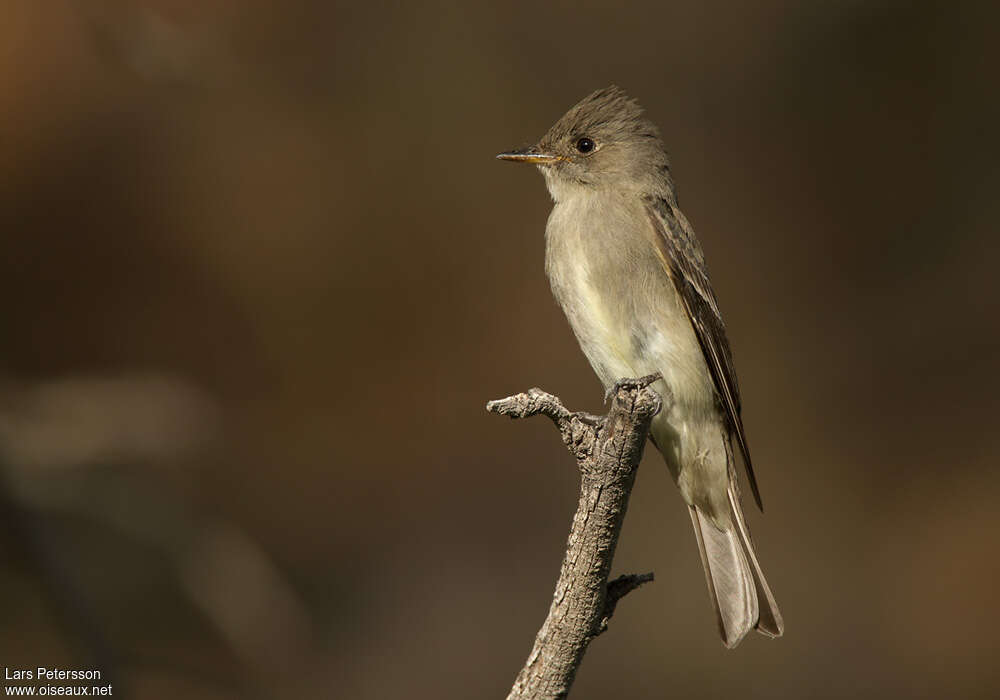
497, 86, 671, 201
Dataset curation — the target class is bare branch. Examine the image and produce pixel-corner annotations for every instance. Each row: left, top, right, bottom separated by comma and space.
489, 375, 667, 700
598, 572, 655, 636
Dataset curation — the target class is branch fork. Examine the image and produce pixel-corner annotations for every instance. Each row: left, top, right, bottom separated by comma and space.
487, 374, 667, 700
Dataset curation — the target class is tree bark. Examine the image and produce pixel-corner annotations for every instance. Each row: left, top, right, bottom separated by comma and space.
487, 375, 667, 700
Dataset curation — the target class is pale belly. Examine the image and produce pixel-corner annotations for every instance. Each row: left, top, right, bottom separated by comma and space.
544, 196, 733, 522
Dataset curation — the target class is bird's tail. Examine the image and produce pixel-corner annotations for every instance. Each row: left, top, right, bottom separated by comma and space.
688, 483, 783, 647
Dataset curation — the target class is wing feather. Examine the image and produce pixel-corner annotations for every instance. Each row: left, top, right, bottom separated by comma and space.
643, 195, 763, 511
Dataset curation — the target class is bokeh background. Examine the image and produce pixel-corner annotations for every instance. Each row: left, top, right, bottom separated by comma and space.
2, 1, 998, 698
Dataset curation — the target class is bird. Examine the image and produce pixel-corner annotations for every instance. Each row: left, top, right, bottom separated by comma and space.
497, 86, 783, 647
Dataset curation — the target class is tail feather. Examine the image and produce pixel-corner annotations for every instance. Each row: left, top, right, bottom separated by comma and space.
688, 505, 757, 647
727, 483, 784, 638
688, 485, 783, 647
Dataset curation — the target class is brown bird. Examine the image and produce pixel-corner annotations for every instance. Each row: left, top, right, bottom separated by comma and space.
498, 86, 783, 647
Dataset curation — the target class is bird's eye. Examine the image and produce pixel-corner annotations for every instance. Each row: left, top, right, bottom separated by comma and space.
575, 137, 595, 154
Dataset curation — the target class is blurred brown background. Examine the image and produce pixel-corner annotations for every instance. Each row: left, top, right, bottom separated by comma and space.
1, 0, 998, 698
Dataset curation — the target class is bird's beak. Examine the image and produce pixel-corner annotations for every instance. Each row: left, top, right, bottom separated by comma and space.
496, 146, 562, 164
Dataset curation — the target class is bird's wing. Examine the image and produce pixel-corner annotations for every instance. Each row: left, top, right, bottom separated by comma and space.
643, 194, 763, 511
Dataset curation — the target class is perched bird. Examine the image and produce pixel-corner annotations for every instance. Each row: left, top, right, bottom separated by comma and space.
497, 86, 783, 647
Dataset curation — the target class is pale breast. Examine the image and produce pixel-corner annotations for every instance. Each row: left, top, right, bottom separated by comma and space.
544, 191, 715, 414
543, 189, 732, 517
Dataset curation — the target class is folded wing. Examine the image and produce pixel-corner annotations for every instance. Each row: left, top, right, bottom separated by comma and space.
643, 195, 763, 510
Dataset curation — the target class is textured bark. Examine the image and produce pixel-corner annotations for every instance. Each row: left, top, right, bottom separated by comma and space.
487, 375, 667, 700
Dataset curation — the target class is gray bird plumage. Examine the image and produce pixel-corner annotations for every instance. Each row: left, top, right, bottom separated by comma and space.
498, 86, 783, 647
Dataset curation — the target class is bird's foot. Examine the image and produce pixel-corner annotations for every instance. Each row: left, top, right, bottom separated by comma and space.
603, 373, 663, 404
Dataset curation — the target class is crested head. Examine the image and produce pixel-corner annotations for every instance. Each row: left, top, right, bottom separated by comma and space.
522, 86, 673, 200
540, 86, 659, 150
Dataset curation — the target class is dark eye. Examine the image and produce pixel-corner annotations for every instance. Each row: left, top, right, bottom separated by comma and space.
575, 137, 595, 154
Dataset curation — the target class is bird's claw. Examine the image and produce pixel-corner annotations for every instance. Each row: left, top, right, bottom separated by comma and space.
604, 373, 663, 404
